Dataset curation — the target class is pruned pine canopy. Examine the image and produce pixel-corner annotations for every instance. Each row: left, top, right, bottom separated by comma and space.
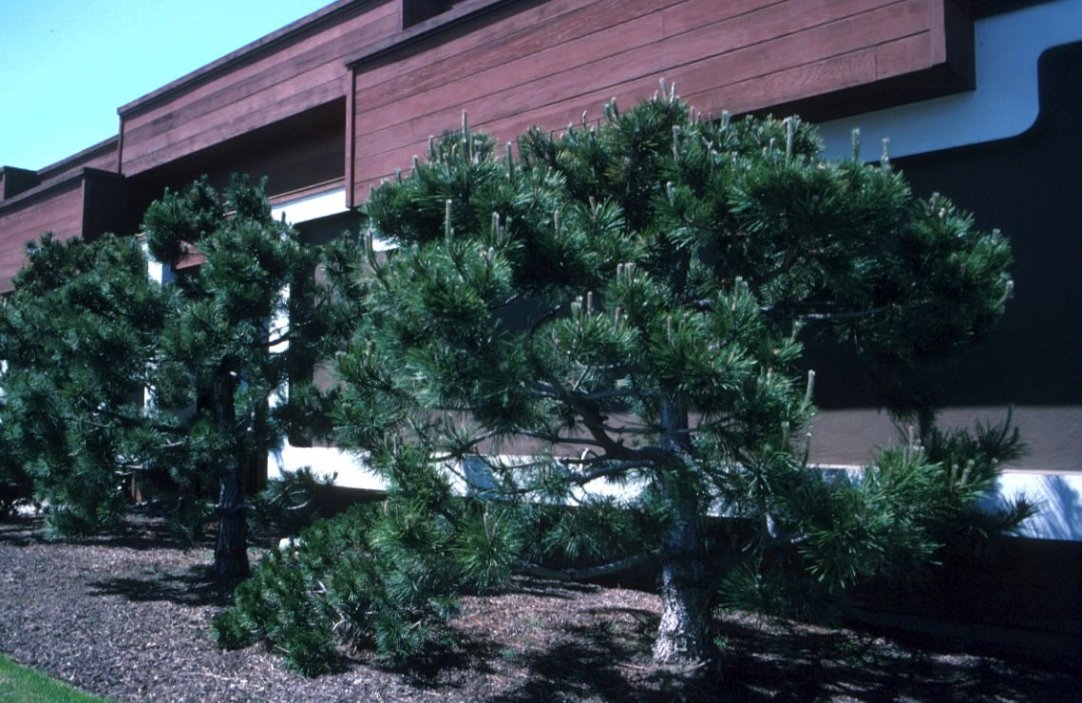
323, 91, 1023, 663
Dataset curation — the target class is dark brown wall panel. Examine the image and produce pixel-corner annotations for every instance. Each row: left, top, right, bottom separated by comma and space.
80, 171, 129, 239
356, 0, 688, 114
120, 0, 398, 177
0, 168, 40, 201
351, 0, 973, 199
126, 100, 346, 223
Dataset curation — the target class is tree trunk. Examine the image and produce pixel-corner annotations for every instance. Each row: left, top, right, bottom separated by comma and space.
652, 395, 712, 665
653, 483, 711, 664
211, 371, 250, 581
214, 459, 250, 580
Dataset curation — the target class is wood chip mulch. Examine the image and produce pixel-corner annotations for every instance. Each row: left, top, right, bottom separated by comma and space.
0, 513, 1077, 702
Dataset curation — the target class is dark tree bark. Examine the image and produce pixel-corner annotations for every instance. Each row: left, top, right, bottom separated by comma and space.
211, 370, 250, 580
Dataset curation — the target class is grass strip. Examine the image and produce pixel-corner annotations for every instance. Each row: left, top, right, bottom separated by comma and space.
0, 653, 114, 703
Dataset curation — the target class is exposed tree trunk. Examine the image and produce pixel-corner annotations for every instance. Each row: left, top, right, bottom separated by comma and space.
211, 370, 250, 581
654, 505, 710, 664
652, 395, 713, 665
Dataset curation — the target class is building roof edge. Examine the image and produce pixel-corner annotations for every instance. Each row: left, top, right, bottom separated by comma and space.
118, 0, 377, 118
346, 0, 518, 70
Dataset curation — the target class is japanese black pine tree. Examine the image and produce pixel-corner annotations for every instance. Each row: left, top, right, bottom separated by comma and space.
0, 176, 360, 579
143, 175, 360, 579
0, 233, 166, 535
330, 90, 1025, 665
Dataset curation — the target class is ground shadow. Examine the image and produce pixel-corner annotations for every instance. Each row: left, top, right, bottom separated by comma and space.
87, 563, 229, 608
362, 628, 506, 693
441, 607, 1080, 702
0, 515, 45, 547
0, 508, 212, 553
708, 616, 1080, 703
483, 606, 751, 703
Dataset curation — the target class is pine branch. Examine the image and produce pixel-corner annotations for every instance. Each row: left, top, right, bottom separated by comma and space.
534, 374, 671, 465
429, 429, 502, 462
516, 430, 614, 449
600, 422, 663, 437
86, 405, 185, 436
796, 306, 888, 322
527, 302, 567, 336
492, 292, 523, 311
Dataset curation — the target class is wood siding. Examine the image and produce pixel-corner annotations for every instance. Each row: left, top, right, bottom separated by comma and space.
0, 180, 84, 292
0, 170, 128, 292
126, 100, 347, 221
350, 0, 973, 198
1, 138, 119, 206
118, 0, 399, 177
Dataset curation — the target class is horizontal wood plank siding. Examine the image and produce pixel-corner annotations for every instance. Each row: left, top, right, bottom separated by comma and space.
0, 180, 84, 292
120, 0, 398, 177
355, 0, 689, 115
358, 0, 920, 155
351, 0, 971, 198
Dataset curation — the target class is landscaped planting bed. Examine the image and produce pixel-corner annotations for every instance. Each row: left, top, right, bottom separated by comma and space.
0, 512, 1076, 702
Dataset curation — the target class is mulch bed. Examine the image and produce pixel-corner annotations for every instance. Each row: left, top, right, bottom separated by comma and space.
0, 512, 1077, 702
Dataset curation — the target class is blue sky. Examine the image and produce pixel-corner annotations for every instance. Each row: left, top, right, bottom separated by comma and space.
1, 0, 330, 170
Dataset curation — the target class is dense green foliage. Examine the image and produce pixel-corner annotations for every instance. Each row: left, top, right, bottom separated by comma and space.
0, 438, 34, 520
0, 89, 1031, 672
247, 466, 338, 542
0, 177, 361, 576
325, 92, 1026, 664
215, 441, 677, 671
213, 93, 1032, 672
0, 234, 166, 535
216, 448, 489, 674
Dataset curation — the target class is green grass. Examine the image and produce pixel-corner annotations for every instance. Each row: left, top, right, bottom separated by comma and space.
0, 654, 114, 703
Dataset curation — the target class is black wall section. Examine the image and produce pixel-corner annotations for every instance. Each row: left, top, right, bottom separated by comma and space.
810, 40, 1082, 409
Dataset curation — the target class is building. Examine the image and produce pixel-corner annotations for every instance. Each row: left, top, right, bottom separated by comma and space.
1, 0, 1079, 541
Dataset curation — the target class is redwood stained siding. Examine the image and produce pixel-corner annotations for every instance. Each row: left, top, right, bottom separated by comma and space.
0, 169, 128, 292
0, 138, 120, 205
118, 0, 399, 177
0, 180, 84, 292
125, 99, 348, 216
349, 0, 974, 197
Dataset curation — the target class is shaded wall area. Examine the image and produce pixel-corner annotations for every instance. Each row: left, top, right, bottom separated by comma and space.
809, 40, 1082, 409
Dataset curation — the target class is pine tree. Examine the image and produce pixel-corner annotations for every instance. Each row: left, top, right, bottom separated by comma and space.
0, 176, 360, 578
0, 233, 167, 535
334, 90, 1024, 665
143, 175, 361, 579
